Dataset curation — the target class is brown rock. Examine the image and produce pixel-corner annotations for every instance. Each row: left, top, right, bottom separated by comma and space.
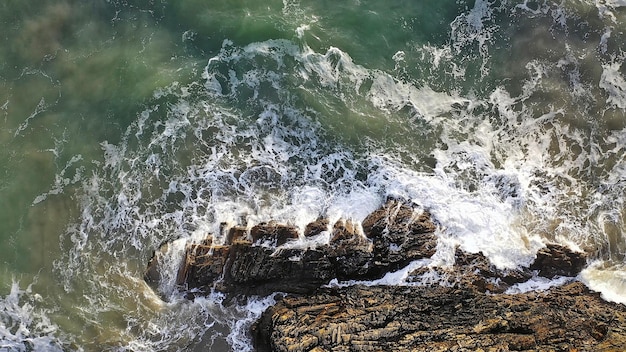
144, 199, 440, 298
530, 243, 587, 278
361, 198, 436, 240
304, 218, 329, 237
329, 219, 366, 248
250, 221, 299, 246
225, 225, 248, 245
361, 199, 438, 277
407, 248, 532, 293
253, 282, 626, 352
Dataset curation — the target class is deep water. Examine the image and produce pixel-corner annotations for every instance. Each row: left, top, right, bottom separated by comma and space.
1, 1, 625, 350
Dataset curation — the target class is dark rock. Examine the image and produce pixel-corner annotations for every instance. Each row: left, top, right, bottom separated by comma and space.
530, 243, 587, 278
362, 198, 436, 240
180, 243, 230, 289
225, 226, 248, 245
144, 242, 169, 288
222, 244, 335, 296
250, 221, 299, 246
253, 282, 626, 352
145, 199, 439, 297
303, 218, 329, 237
324, 219, 374, 280
174, 240, 335, 297
407, 248, 533, 293
362, 199, 437, 277
406, 242, 587, 294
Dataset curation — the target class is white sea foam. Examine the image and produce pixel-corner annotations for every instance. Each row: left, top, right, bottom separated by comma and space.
505, 276, 574, 294
581, 262, 626, 304
30, 1, 625, 350
325, 259, 433, 288
600, 59, 626, 109
0, 281, 65, 351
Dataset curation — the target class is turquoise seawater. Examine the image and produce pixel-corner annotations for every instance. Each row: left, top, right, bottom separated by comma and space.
1, 1, 625, 350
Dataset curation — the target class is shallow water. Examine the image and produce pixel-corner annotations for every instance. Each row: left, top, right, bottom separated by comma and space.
1, 0, 625, 350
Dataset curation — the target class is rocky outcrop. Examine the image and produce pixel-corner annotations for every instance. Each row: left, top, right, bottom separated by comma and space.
145, 199, 439, 297
145, 199, 590, 298
143, 198, 608, 351
530, 243, 587, 278
253, 282, 626, 351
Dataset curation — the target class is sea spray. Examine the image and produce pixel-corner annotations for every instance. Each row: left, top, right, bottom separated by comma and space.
0, 281, 65, 351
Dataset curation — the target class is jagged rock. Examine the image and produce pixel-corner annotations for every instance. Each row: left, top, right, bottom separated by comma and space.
530, 243, 587, 278
304, 218, 329, 237
407, 243, 587, 294
325, 219, 373, 280
225, 225, 248, 245
253, 282, 626, 352
329, 219, 363, 246
250, 221, 299, 246
361, 199, 438, 277
408, 248, 532, 293
144, 199, 438, 297
180, 243, 230, 289
144, 200, 587, 299
362, 198, 437, 239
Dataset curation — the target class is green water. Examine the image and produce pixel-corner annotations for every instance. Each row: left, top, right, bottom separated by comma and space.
1, 1, 625, 350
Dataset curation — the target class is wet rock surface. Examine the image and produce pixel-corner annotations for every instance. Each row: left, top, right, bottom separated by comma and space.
407, 247, 539, 294
253, 282, 626, 352
145, 199, 438, 297
530, 243, 587, 278
142, 198, 620, 351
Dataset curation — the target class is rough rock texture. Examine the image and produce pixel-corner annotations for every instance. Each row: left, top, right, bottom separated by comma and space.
143, 198, 607, 351
250, 221, 299, 247
361, 200, 438, 278
408, 248, 533, 294
145, 199, 438, 297
304, 218, 330, 237
530, 243, 587, 278
253, 282, 626, 352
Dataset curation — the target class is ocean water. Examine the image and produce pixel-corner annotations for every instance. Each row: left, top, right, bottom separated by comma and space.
1, 0, 625, 350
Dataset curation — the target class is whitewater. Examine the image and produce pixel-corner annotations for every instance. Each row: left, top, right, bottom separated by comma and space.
1, 0, 625, 350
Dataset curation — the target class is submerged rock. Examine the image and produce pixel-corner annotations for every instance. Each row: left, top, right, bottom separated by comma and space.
253, 282, 626, 352
408, 248, 533, 293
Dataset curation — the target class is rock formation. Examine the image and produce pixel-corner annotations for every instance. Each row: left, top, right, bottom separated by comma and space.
142, 198, 625, 351
144, 199, 438, 297
253, 282, 626, 352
